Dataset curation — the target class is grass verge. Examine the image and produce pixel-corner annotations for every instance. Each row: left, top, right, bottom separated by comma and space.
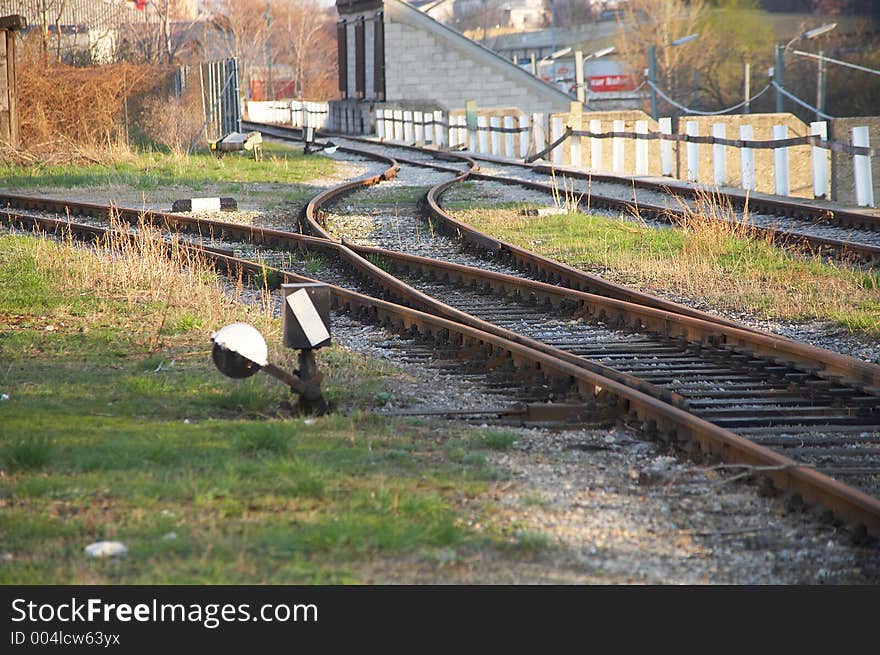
0, 142, 335, 193
451, 193, 880, 336
0, 231, 544, 583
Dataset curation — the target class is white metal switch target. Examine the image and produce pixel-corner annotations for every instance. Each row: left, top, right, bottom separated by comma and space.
282, 284, 332, 350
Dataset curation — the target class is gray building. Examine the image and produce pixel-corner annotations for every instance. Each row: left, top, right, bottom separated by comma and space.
335, 0, 572, 117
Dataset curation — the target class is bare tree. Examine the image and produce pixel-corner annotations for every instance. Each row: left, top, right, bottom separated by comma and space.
211, 0, 336, 100
613, 0, 706, 108
212, 0, 270, 97
274, 0, 336, 98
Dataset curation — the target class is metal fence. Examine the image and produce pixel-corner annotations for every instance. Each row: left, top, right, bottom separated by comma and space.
174, 58, 241, 144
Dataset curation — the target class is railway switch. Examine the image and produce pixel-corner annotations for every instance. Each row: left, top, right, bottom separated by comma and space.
302, 126, 338, 155
210, 284, 331, 415
210, 131, 263, 160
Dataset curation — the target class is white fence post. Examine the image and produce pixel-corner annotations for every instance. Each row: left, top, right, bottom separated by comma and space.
685, 121, 699, 182
590, 119, 602, 171
448, 115, 459, 148
712, 123, 727, 187
376, 109, 385, 140
457, 115, 467, 149
489, 116, 501, 156
488, 116, 500, 156
853, 126, 875, 208
532, 113, 546, 159
811, 121, 828, 200
635, 120, 648, 175
434, 110, 445, 147
740, 124, 755, 191
477, 116, 489, 153
773, 124, 790, 196
392, 109, 403, 141
414, 111, 424, 145
424, 110, 434, 145
383, 110, 393, 142
612, 119, 624, 173
570, 128, 582, 168
659, 117, 673, 176
551, 116, 564, 165
504, 116, 515, 158
403, 110, 414, 143
468, 116, 478, 152
518, 115, 529, 159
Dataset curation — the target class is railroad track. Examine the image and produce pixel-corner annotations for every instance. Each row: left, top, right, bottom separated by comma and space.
248, 121, 880, 266
5, 145, 880, 543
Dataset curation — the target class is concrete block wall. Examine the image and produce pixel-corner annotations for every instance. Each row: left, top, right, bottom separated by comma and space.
381, 0, 571, 115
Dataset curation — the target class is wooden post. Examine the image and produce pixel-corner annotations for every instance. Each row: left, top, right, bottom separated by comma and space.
772, 124, 790, 196
740, 124, 756, 191
0, 15, 26, 148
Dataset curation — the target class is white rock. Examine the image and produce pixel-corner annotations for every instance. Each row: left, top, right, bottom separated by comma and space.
303, 418, 317, 426
84, 541, 128, 558
162, 532, 178, 541
0, 394, 8, 401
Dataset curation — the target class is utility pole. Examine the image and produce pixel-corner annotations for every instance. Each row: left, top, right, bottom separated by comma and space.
743, 62, 750, 114
775, 44, 784, 113
816, 50, 826, 121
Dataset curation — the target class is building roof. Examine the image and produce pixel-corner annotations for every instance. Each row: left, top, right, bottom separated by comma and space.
2, 0, 143, 31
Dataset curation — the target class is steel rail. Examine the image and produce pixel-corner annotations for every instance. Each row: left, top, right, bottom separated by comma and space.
254, 120, 880, 262
6, 208, 879, 540
5, 190, 879, 398
251, 123, 779, 333
457, 148, 880, 233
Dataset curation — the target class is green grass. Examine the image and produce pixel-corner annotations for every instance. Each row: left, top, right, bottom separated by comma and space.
0, 232, 538, 583
0, 143, 335, 192
455, 207, 880, 336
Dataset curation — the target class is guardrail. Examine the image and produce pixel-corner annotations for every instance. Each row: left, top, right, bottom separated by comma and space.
376, 107, 875, 208
246, 100, 329, 129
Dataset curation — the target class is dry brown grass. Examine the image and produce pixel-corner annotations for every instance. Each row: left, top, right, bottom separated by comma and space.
139, 87, 206, 156
28, 213, 276, 352
14, 54, 172, 162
